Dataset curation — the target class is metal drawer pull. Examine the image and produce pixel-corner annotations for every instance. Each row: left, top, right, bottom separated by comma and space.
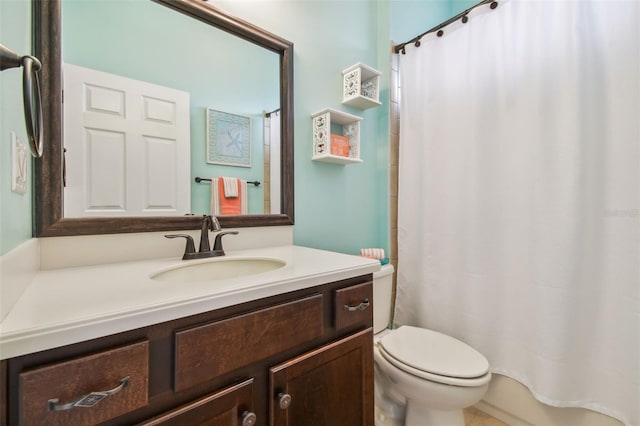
344, 298, 370, 312
47, 376, 129, 411
241, 411, 257, 426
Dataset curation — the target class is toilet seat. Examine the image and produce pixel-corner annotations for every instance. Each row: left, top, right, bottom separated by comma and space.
377, 326, 491, 387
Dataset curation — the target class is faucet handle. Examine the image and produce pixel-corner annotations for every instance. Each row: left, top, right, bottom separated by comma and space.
165, 234, 196, 260
213, 231, 239, 254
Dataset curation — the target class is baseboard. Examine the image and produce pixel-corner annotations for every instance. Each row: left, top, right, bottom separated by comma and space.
477, 374, 623, 426
475, 400, 533, 426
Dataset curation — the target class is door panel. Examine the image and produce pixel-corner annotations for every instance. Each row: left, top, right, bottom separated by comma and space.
63, 63, 190, 217
269, 328, 373, 426
139, 379, 254, 426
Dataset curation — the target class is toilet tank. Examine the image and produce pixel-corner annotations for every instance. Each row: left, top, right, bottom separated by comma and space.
373, 264, 395, 334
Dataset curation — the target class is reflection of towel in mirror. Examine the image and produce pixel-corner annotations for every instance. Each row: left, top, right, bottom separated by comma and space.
211, 178, 248, 216
222, 176, 238, 198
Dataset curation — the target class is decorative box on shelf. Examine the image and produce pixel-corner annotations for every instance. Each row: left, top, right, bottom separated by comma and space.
342, 63, 382, 110
312, 108, 362, 165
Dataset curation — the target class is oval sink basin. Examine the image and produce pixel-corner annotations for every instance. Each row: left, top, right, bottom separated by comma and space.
151, 257, 286, 283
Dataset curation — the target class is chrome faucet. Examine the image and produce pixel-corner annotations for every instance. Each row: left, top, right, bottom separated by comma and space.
165, 215, 238, 260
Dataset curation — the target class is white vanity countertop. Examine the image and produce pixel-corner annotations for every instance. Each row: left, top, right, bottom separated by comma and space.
0, 245, 380, 360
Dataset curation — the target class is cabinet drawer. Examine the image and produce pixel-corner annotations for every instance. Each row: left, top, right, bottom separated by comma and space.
175, 294, 323, 392
334, 281, 373, 331
19, 340, 149, 426
140, 378, 254, 426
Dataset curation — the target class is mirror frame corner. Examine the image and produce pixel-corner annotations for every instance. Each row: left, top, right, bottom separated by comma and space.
33, 0, 294, 237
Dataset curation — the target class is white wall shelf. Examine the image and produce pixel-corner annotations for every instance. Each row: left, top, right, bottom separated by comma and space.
311, 108, 362, 165
342, 63, 382, 110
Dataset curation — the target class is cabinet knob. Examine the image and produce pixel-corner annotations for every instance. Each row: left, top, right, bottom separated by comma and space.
277, 392, 292, 410
241, 411, 257, 426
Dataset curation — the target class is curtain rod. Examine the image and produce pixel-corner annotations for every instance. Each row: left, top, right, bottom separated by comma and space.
394, 0, 498, 54
265, 108, 280, 118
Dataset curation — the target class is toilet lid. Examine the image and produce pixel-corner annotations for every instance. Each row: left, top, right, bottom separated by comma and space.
378, 326, 489, 379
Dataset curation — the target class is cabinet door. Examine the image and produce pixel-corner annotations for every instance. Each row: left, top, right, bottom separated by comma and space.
269, 328, 373, 426
140, 379, 255, 426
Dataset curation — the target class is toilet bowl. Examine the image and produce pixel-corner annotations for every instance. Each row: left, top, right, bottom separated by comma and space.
373, 265, 491, 426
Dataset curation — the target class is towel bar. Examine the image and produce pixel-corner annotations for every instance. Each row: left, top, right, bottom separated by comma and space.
0, 43, 43, 158
195, 177, 260, 186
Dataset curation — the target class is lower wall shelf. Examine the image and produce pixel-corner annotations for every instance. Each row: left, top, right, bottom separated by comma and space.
311, 108, 362, 165
312, 153, 363, 165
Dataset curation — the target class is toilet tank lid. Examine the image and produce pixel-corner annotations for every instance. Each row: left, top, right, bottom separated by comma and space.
379, 325, 489, 379
373, 264, 394, 279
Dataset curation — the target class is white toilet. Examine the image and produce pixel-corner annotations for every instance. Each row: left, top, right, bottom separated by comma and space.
373, 265, 492, 426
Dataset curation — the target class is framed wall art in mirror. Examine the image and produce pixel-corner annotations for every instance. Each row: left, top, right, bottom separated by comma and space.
206, 109, 252, 168
34, 0, 294, 237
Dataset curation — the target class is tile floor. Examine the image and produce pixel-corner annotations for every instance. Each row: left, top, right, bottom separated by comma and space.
464, 407, 508, 426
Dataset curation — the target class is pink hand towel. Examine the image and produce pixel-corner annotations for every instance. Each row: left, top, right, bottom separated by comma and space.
211, 178, 248, 216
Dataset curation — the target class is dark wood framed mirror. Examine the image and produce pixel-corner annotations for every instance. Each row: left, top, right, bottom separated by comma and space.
34, 0, 294, 237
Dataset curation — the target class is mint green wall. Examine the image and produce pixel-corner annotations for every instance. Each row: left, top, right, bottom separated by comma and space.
450, 0, 482, 16
391, 1, 452, 43
0, 0, 461, 257
0, 0, 32, 255
391, 0, 477, 44
220, 1, 455, 255
217, 1, 393, 255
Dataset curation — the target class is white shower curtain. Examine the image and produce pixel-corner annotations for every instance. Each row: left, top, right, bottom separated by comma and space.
395, 1, 639, 425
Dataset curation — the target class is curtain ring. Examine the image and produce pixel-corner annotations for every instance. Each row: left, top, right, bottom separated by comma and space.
21, 55, 43, 158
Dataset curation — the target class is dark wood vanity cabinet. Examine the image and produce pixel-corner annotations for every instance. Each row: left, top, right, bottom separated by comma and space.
1, 274, 374, 426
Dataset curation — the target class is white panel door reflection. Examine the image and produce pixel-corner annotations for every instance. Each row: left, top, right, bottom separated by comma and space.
63, 63, 190, 217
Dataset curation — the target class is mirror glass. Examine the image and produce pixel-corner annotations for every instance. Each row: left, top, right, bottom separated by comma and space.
62, 0, 280, 217
34, 0, 294, 236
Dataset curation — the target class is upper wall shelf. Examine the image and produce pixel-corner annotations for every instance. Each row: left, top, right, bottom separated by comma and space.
342, 63, 382, 110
